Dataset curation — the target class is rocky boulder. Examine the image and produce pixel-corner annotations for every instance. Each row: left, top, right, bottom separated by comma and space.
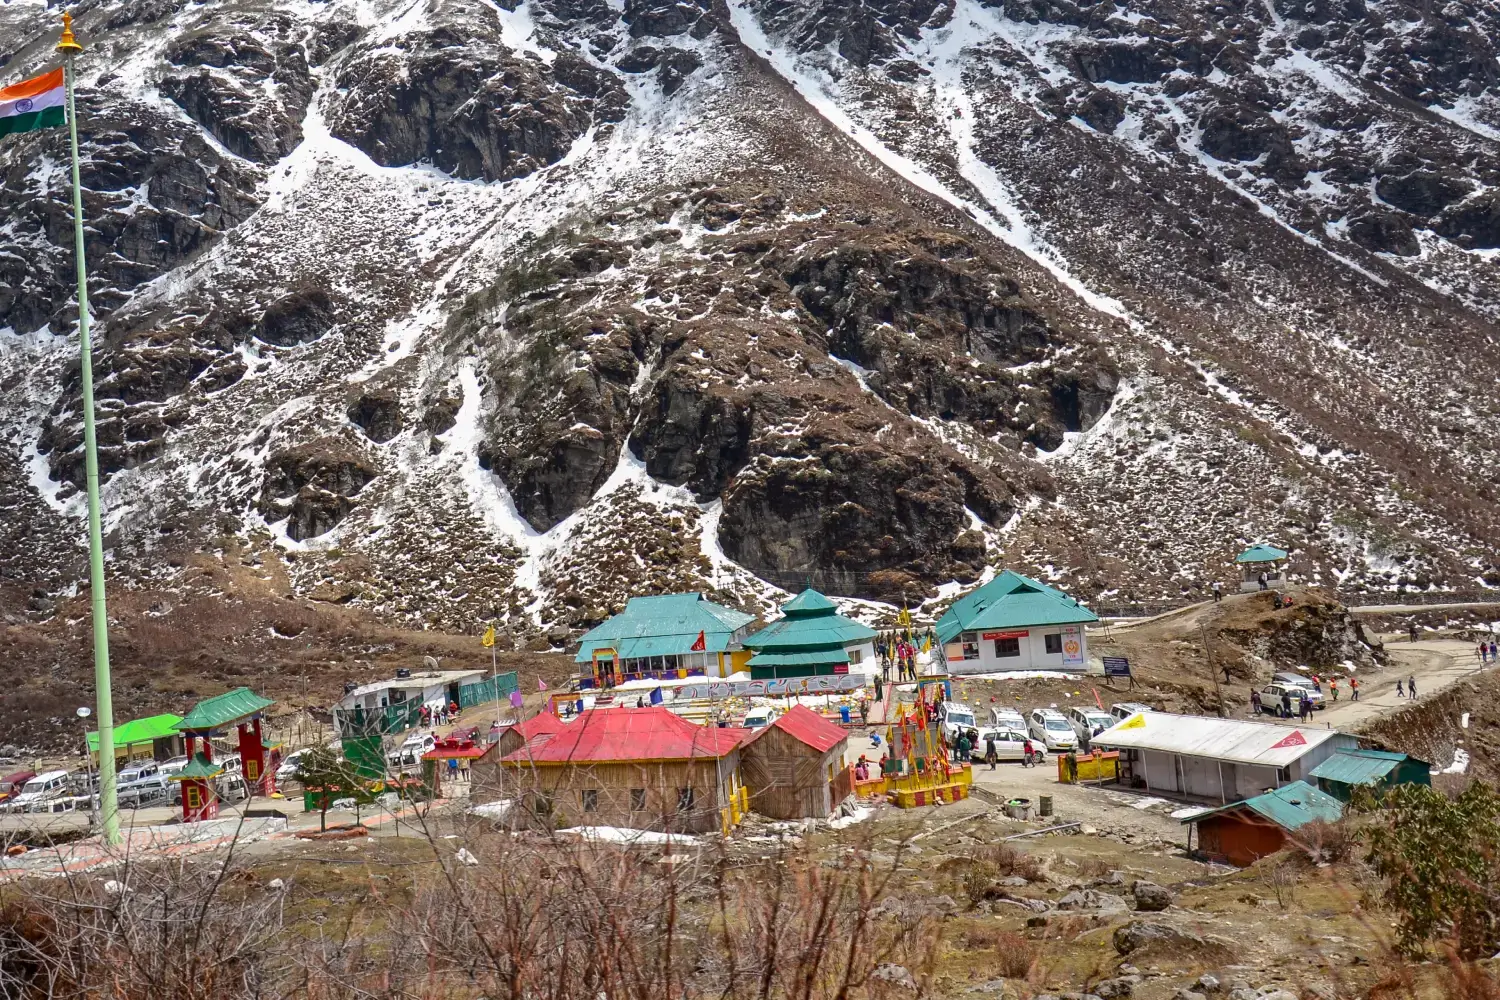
1346, 209, 1419, 256
1437, 190, 1500, 249
1131, 880, 1173, 912
1374, 169, 1473, 219
260, 440, 380, 540
1112, 921, 1235, 961
328, 1, 628, 183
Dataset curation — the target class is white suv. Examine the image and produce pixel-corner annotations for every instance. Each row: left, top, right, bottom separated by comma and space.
1028, 709, 1078, 751
1066, 707, 1114, 744
939, 702, 978, 747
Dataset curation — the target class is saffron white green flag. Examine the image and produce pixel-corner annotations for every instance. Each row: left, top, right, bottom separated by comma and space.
0, 67, 66, 137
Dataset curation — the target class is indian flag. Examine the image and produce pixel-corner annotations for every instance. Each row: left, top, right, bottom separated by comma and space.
0, 68, 66, 138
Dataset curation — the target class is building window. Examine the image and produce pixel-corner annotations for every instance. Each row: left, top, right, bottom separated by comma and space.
677, 787, 695, 812
1044, 633, 1063, 655
630, 788, 646, 811
960, 633, 980, 660
185, 786, 201, 810
994, 637, 1021, 658
848, 648, 862, 665
581, 789, 598, 812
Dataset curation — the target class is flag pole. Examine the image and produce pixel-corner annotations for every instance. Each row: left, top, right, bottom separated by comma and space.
58, 12, 119, 846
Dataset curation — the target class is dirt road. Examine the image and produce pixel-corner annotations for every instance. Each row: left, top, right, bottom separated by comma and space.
1259, 638, 1489, 730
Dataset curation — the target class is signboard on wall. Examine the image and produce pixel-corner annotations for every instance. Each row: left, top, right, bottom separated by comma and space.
981, 630, 1029, 640
1061, 625, 1085, 667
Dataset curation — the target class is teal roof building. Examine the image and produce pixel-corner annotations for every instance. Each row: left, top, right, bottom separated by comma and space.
1307, 748, 1431, 802
934, 571, 1097, 675
742, 589, 878, 679
1236, 544, 1289, 563
574, 592, 757, 682
1236, 543, 1289, 591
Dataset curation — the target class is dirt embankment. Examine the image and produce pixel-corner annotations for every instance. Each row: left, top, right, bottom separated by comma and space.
1360, 669, 1500, 785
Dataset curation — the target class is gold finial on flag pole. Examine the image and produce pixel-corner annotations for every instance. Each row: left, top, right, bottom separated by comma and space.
58, 12, 84, 53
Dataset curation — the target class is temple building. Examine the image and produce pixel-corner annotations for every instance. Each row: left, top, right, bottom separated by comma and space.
574, 593, 756, 687
741, 589, 877, 680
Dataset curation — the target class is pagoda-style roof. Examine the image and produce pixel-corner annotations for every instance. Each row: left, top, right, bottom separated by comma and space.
935, 571, 1097, 646
743, 589, 876, 653
177, 687, 274, 734
1236, 544, 1289, 563
169, 753, 225, 782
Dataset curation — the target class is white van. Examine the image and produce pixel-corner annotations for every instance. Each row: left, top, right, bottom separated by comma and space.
1110, 702, 1152, 723
743, 707, 780, 730
939, 702, 977, 746
117, 760, 161, 785
988, 707, 1025, 730
1066, 707, 1114, 744
14, 770, 71, 813
1027, 709, 1078, 751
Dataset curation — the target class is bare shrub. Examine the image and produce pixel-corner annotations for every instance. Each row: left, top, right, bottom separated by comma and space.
1288, 817, 1357, 866
981, 843, 1043, 882
992, 930, 1039, 979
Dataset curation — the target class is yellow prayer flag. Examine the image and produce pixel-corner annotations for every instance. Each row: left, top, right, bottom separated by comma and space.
480, 624, 496, 648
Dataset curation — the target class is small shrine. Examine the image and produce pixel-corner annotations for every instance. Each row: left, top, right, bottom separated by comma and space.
1236, 544, 1289, 592
171, 687, 275, 822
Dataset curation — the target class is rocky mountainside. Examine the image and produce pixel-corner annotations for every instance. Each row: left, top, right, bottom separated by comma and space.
0, 0, 1496, 648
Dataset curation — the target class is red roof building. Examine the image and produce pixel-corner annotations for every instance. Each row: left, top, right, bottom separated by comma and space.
741, 705, 852, 820
494, 711, 569, 757
753, 704, 848, 754
500, 707, 747, 764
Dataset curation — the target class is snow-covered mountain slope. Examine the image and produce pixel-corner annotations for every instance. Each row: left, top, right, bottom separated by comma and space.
0, 0, 1495, 648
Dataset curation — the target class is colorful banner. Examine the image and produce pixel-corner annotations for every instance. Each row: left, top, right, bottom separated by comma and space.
675, 674, 866, 700
1061, 625, 1085, 667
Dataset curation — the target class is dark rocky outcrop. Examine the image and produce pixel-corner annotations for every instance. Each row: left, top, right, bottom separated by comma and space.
1437, 190, 1500, 249
260, 441, 379, 541
1198, 106, 1305, 183
348, 386, 405, 443
328, 3, 628, 183
1346, 209, 1419, 256
253, 286, 338, 346
1374, 169, 1473, 219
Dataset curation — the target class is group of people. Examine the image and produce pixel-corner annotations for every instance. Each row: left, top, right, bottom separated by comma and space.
419, 701, 460, 728
1395, 675, 1418, 699
951, 730, 1040, 770
876, 631, 931, 682
1477, 640, 1499, 663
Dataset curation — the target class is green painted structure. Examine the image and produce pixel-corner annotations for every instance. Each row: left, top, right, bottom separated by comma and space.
1236, 544, 1290, 563
177, 688, 275, 732
88, 713, 183, 763
574, 593, 756, 684
935, 571, 1099, 645
1307, 749, 1431, 802
743, 589, 877, 679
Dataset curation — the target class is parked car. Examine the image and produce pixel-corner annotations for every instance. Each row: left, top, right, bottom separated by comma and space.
1257, 683, 1309, 717
12, 770, 71, 813
1271, 673, 1326, 709
1110, 702, 1153, 723
1066, 707, 1115, 744
743, 707, 780, 730
117, 774, 172, 809
217, 772, 250, 803
988, 706, 1026, 730
276, 748, 310, 783
387, 733, 435, 767
1027, 709, 1078, 751
117, 760, 162, 785
219, 753, 243, 774
0, 769, 36, 807
939, 702, 978, 747
974, 726, 1046, 764
159, 756, 190, 778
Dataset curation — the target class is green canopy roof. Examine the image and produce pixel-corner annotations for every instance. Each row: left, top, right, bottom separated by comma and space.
935, 571, 1097, 645
574, 593, 755, 663
744, 589, 876, 654
746, 648, 852, 668
1182, 780, 1343, 832
88, 713, 182, 752
1307, 749, 1408, 786
169, 753, 225, 781
177, 688, 274, 733
1236, 544, 1289, 563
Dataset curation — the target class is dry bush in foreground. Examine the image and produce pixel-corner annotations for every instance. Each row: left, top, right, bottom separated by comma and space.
991, 930, 1039, 979
0, 827, 937, 1000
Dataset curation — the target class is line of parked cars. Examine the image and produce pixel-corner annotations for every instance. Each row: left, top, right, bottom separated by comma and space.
938, 700, 1152, 762
0, 753, 258, 814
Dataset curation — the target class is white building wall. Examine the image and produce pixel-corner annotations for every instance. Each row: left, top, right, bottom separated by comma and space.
845, 641, 877, 674
944, 625, 1089, 675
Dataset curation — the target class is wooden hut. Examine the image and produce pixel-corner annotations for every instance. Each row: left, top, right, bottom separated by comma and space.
740, 705, 852, 820
1182, 780, 1343, 867
494, 711, 569, 758
492, 707, 749, 835
1307, 748, 1431, 802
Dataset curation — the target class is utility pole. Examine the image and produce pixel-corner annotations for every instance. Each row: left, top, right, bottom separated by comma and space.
59, 13, 120, 844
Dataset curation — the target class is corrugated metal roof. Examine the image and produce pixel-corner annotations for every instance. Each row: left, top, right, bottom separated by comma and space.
573, 593, 755, 663
1185, 781, 1344, 831
781, 589, 838, 616
177, 688, 274, 733
743, 612, 875, 652
499, 707, 747, 763
746, 648, 851, 667
1307, 749, 1406, 786
1236, 544, 1289, 563
936, 571, 1097, 644
756, 704, 848, 753
1091, 711, 1344, 767
88, 714, 182, 751
505, 712, 568, 742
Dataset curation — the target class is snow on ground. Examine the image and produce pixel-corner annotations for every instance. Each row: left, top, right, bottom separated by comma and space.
1171, 806, 1211, 819
1440, 748, 1470, 774
558, 826, 703, 846
827, 805, 874, 829
951, 671, 1084, 681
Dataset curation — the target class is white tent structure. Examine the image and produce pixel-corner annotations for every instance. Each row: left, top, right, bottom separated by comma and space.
1091, 711, 1360, 804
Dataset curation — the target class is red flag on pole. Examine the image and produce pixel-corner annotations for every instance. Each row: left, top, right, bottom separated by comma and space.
690, 630, 706, 652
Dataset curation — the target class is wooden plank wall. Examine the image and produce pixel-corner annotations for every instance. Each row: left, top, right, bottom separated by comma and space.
741, 727, 848, 820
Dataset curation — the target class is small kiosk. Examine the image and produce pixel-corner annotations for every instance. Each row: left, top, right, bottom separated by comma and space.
1237, 544, 1289, 592
172, 687, 276, 822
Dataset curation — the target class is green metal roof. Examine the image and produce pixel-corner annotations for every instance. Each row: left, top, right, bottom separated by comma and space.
781, 588, 838, 617
746, 648, 852, 667
1236, 544, 1289, 563
88, 714, 182, 752
1307, 749, 1409, 786
176, 688, 274, 733
935, 571, 1097, 645
169, 753, 225, 781
574, 593, 755, 663
743, 589, 876, 653
1183, 780, 1343, 831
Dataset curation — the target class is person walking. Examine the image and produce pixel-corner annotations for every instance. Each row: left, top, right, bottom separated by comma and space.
1490, 640, 1497, 663
1258, 571, 1268, 591
1251, 689, 1262, 715
955, 732, 971, 764
1298, 694, 1311, 722
1022, 737, 1036, 767
984, 735, 998, 771
1408, 675, 1416, 699
1409, 623, 1419, 642
1065, 749, 1079, 784
1396, 678, 1405, 698
1330, 678, 1339, 702
1350, 677, 1359, 701
1280, 689, 1292, 718
1212, 580, 1222, 603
